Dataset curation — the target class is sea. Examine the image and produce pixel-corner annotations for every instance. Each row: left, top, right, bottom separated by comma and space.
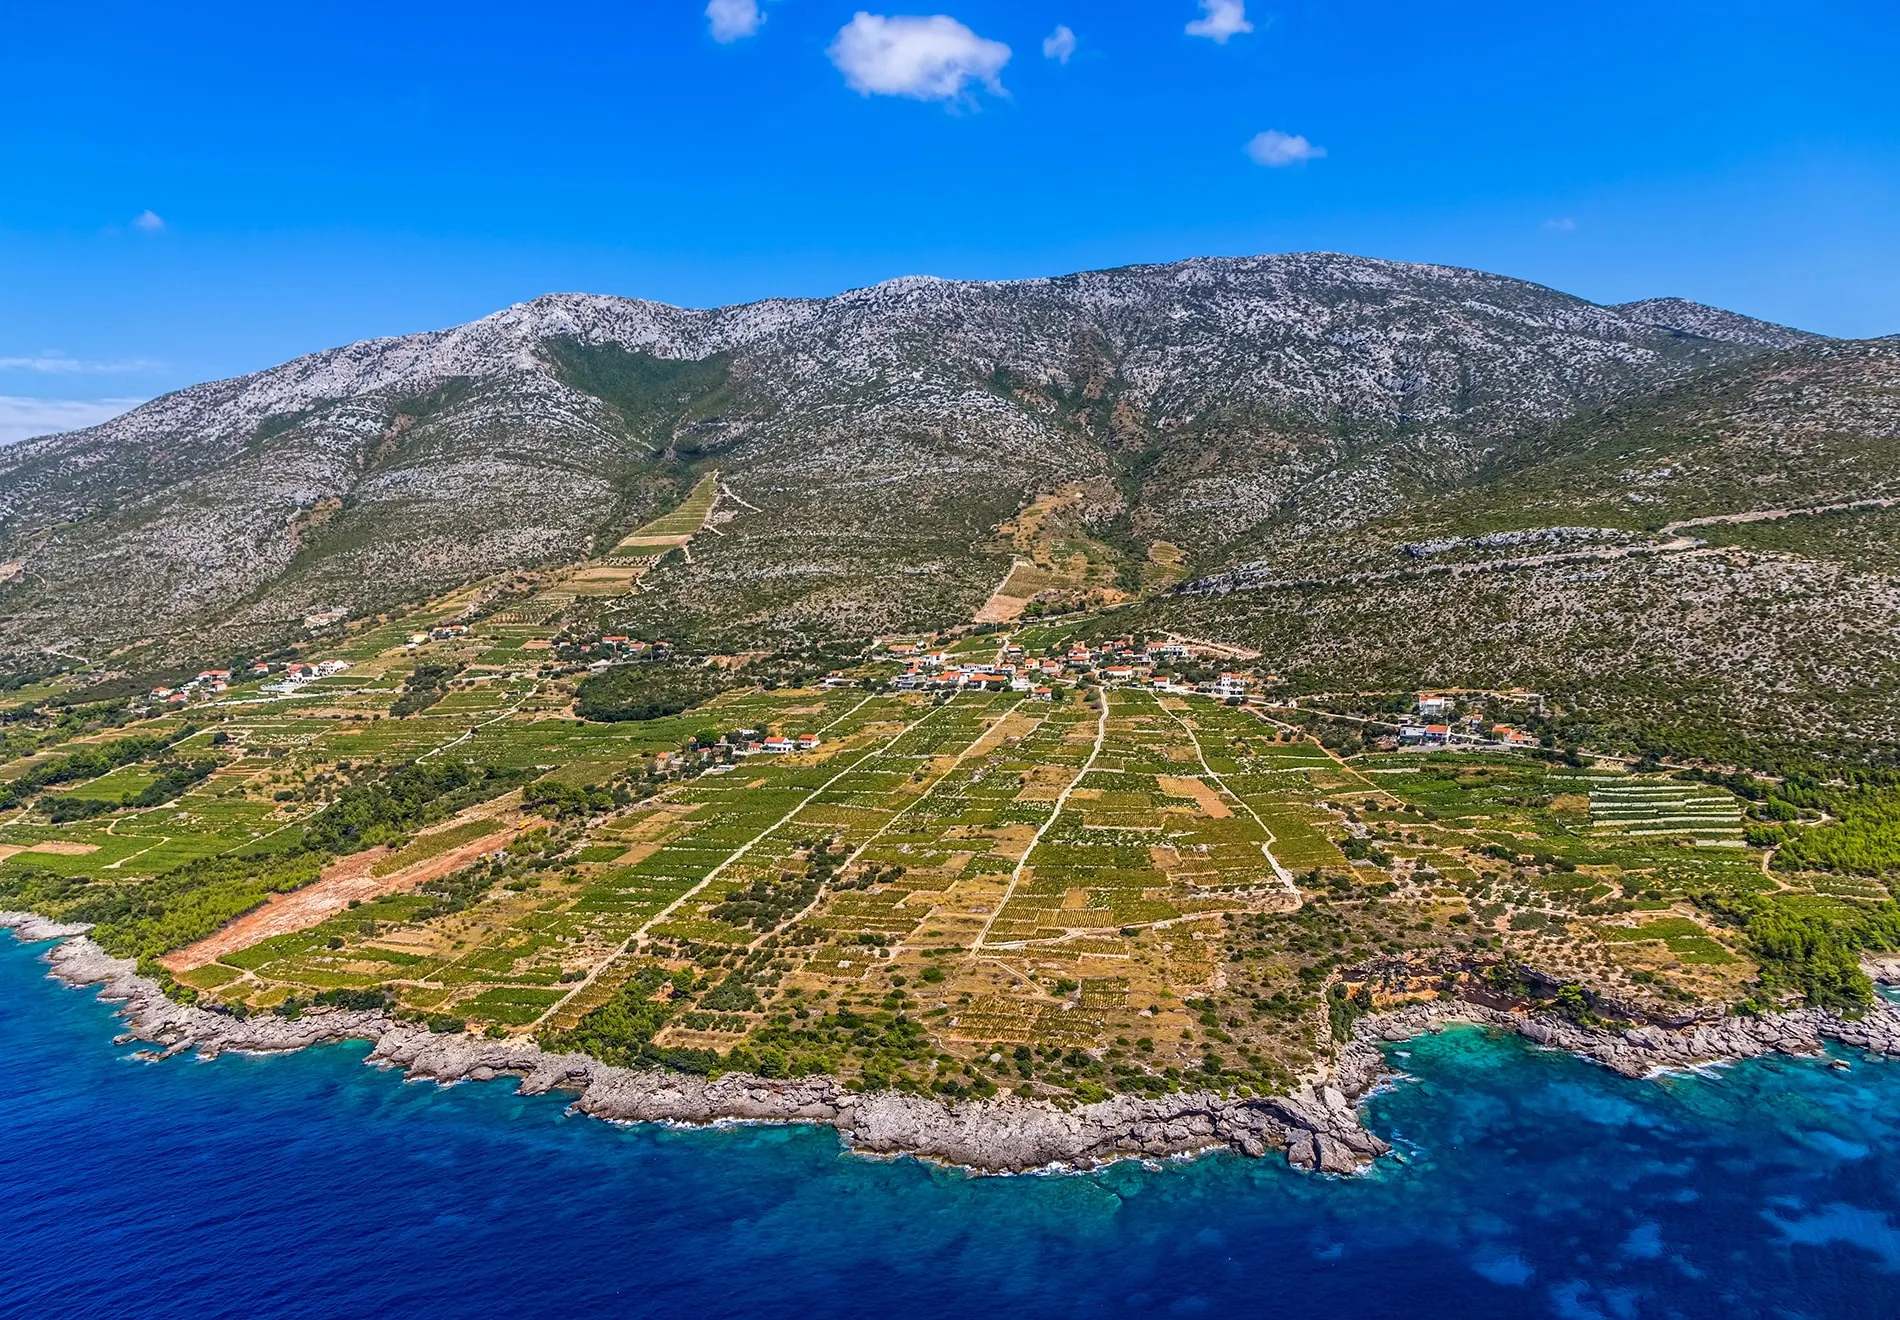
2, 936, 1897, 1320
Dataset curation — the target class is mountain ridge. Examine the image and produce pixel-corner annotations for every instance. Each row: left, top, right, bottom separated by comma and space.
3, 250, 1892, 762
10, 252, 1822, 462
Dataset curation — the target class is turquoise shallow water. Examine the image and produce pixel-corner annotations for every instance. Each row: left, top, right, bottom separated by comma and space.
3, 936, 1898, 1319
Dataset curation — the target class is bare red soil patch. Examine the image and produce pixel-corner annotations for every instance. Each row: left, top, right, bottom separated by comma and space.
161, 823, 519, 972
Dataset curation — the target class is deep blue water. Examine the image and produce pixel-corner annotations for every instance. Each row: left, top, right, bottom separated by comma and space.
3, 939, 1899, 1320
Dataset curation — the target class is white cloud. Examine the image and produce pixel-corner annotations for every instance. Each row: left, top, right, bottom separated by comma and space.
706, 0, 762, 42
132, 209, 164, 233
828, 13, 1011, 102
1543, 217, 1578, 232
1043, 24, 1076, 63
0, 397, 143, 446
1186, 0, 1252, 43
1246, 129, 1325, 167
0, 352, 161, 375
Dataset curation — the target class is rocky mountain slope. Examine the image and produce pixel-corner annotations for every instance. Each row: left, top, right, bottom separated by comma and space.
1145, 339, 1900, 762
1610, 297, 1823, 350
0, 252, 1799, 664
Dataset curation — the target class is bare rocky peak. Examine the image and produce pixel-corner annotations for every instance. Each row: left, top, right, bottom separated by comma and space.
11, 253, 1816, 461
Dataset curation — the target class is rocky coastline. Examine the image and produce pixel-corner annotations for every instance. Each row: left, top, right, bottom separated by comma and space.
8, 911, 1900, 1176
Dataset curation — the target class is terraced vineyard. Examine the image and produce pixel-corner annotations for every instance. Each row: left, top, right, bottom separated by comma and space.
611, 471, 721, 552
1585, 776, 1746, 846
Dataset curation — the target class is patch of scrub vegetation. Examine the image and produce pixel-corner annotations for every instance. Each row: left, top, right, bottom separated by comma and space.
1697, 892, 1900, 1011
390, 663, 463, 718
0, 733, 178, 809
542, 340, 733, 453
42, 758, 218, 822
1696, 506, 1900, 573
573, 659, 736, 723
1769, 783, 1900, 879
0, 850, 325, 965
522, 778, 629, 819
304, 761, 526, 854
544, 963, 717, 1072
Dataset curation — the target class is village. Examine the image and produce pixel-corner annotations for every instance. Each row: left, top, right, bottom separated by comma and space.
865, 635, 1558, 759
149, 658, 353, 707
1388, 689, 1549, 752
878, 635, 1253, 701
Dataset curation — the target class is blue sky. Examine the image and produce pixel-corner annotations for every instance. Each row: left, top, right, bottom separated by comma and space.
1, 0, 1894, 439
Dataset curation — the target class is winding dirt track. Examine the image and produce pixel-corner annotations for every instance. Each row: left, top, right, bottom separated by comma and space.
1662, 496, 1899, 532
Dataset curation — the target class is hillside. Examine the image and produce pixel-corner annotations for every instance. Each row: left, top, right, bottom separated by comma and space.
1147, 340, 1900, 762
0, 253, 1785, 666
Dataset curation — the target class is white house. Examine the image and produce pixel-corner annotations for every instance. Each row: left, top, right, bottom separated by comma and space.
1212, 672, 1250, 699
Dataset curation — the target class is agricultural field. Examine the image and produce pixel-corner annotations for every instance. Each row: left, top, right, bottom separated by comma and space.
1343, 754, 1768, 1005
610, 471, 721, 551
972, 485, 1137, 624
3, 484, 1894, 1104
1584, 777, 1745, 846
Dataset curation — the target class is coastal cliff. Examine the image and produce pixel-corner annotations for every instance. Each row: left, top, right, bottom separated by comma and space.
9, 912, 1899, 1176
